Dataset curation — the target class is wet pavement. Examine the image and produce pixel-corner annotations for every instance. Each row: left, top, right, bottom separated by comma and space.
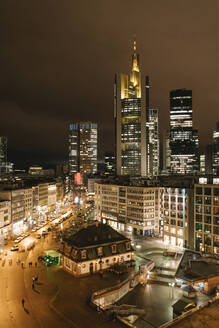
117, 284, 210, 328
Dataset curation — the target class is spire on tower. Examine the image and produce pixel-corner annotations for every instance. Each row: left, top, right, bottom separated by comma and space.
131, 36, 139, 73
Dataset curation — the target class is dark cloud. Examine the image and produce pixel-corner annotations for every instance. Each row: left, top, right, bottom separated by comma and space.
1, 0, 219, 166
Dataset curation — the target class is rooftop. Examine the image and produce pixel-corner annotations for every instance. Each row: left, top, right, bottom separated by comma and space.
62, 222, 129, 248
176, 250, 219, 282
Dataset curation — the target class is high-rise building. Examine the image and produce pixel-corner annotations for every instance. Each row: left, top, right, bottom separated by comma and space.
0, 137, 13, 173
146, 108, 160, 176
162, 130, 171, 174
212, 122, 219, 175
104, 152, 115, 176
200, 154, 206, 174
0, 137, 7, 164
114, 41, 147, 176
169, 89, 199, 174
69, 122, 98, 175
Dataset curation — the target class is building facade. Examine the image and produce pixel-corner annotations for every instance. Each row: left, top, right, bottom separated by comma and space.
0, 200, 11, 239
24, 188, 33, 229
95, 182, 161, 236
161, 187, 194, 249
212, 122, 219, 175
146, 108, 160, 176
162, 130, 171, 175
69, 122, 98, 175
60, 223, 133, 277
0, 189, 25, 235
200, 154, 206, 174
115, 41, 147, 177
0, 137, 13, 173
104, 153, 116, 176
194, 182, 219, 254
169, 89, 199, 174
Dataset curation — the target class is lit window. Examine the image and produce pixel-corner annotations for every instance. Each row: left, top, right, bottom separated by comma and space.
81, 250, 87, 259
97, 247, 103, 256
112, 245, 117, 254
126, 242, 131, 250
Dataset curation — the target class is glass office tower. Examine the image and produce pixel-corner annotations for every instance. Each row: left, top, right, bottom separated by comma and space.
169, 89, 199, 174
69, 122, 97, 175
213, 122, 219, 175
146, 108, 160, 176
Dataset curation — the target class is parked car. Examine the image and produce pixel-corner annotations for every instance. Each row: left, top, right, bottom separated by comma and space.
11, 245, 19, 251
183, 302, 196, 312
31, 228, 37, 232
36, 234, 41, 239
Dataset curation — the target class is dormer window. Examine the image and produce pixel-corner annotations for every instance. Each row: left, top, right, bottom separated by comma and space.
81, 250, 87, 259
126, 242, 131, 251
72, 249, 78, 258
97, 247, 103, 256
112, 244, 117, 254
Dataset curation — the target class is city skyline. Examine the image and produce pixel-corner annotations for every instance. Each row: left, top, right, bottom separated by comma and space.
1, 1, 219, 168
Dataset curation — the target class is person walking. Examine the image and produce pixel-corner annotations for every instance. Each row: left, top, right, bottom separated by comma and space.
32, 282, 34, 290
22, 299, 25, 307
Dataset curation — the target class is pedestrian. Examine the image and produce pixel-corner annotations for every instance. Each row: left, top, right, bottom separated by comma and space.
32, 283, 34, 289
35, 276, 38, 282
21, 262, 24, 268
22, 299, 25, 307
32, 277, 35, 282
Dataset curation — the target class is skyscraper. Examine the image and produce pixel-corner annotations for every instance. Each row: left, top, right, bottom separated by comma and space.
0, 137, 7, 165
69, 122, 98, 175
114, 41, 147, 176
104, 152, 116, 176
146, 108, 160, 176
200, 154, 206, 174
212, 122, 219, 175
0, 137, 13, 173
162, 129, 171, 174
169, 89, 199, 174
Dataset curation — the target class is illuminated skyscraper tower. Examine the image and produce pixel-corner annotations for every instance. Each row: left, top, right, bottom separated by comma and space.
69, 122, 97, 175
213, 122, 219, 175
146, 108, 160, 176
169, 89, 199, 174
114, 41, 147, 176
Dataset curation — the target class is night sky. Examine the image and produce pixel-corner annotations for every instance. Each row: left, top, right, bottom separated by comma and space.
1, 1, 219, 168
